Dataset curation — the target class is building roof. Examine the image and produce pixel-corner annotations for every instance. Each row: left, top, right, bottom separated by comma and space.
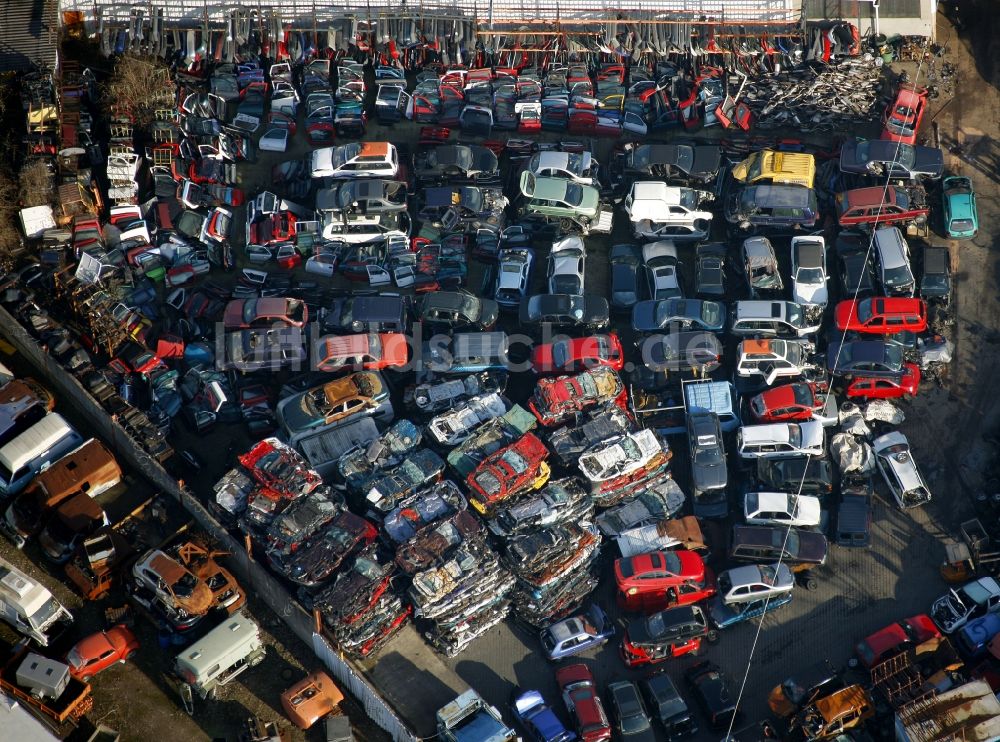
0, 0, 58, 73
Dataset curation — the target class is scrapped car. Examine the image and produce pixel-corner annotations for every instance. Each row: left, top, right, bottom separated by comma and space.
518, 172, 612, 234
320, 209, 411, 244
834, 297, 927, 334
741, 237, 783, 296
734, 338, 817, 387
557, 663, 612, 742
413, 144, 500, 184
411, 372, 505, 415
609, 243, 643, 313
704, 594, 793, 642
756, 457, 835, 501
855, 614, 940, 668
529, 368, 626, 426
365, 449, 446, 515
419, 290, 499, 332
488, 478, 592, 538
323, 295, 409, 335
835, 185, 929, 228
725, 184, 819, 231
639, 331, 723, 376
642, 672, 697, 740
223, 327, 306, 373
873, 431, 931, 509
579, 429, 669, 487
730, 300, 821, 339
685, 662, 739, 730
421, 332, 509, 375
547, 406, 636, 468
466, 432, 551, 514
729, 525, 828, 579
338, 420, 424, 496
748, 383, 838, 427
641, 241, 684, 301
743, 492, 822, 528
787, 684, 874, 740
172, 542, 246, 615
731, 150, 816, 189
530, 334, 624, 375
836, 231, 877, 299
694, 243, 727, 299
931, 577, 1000, 634
920, 246, 952, 305
547, 235, 586, 295
614, 550, 713, 613
620, 605, 710, 666
767, 661, 844, 718
130, 549, 214, 631
941, 175, 978, 239
882, 84, 927, 145
310, 141, 400, 179
527, 150, 602, 187
618, 142, 721, 185
511, 689, 575, 742
277, 372, 391, 440
519, 293, 611, 333
827, 340, 905, 379
395, 510, 482, 574
540, 604, 614, 660
222, 297, 308, 330
716, 563, 794, 606
607, 681, 656, 742
416, 186, 507, 233
873, 226, 917, 297
595, 479, 685, 537
492, 247, 534, 309
687, 410, 727, 501
313, 333, 409, 372
790, 236, 828, 312
322, 178, 408, 214
624, 182, 713, 241
64, 624, 140, 681
839, 138, 943, 180
632, 298, 725, 335
270, 511, 378, 587
427, 393, 510, 447
736, 421, 825, 460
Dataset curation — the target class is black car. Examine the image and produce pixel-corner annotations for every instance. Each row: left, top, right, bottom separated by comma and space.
642, 672, 698, 740
694, 243, 728, 298
827, 340, 904, 378
756, 456, 834, 501
920, 245, 952, 305
834, 476, 874, 548
617, 143, 722, 185
632, 298, 726, 335
608, 681, 656, 742
836, 231, 876, 299
729, 525, 828, 573
413, 144, 500, 184
519, 294, 610, 333
416, 186, 506, 233
839, 139, 944, 181
640, 331, 723, 375
684, 661, 739, 730
609, 244, 643, 313
418, 290, 499, 332
323, 295, 409, 334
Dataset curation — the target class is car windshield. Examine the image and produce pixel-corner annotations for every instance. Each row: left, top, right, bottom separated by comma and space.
676, 146, 695, 172
460, 187, 484, 212
894, 190, 911, 210
566, 152, 583, 174
27, 597, 61, 631
786, 303, 804, 326
883, 266, 913, 288
694, 437, 723, 465
461, 295, 481, 319
962, 581, 993, 606
333, 143, 361, 168
620, 708, 649, 735
501, 449, 529, 474
796, 266, 825, 284
792, 385, 814, 407
701, 302, 722, 326
551, 342, 569, 369
663, 551, 681, 574
950, 218, 974, 231
242, 299, 259, 323
856, 299, 874, 323
564, 182, 584, 206
679, 189, 698, 209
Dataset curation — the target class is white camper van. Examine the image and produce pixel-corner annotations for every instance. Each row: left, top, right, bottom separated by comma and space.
174, 612, 266, 698
0, 556, 73, 646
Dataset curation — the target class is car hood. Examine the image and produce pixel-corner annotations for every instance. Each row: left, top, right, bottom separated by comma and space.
690, 146, 722, 177
692, 461, 727, 492
793, 282, 828, 307
631, 301, 661, 331
930, 591, 966, 631
913, 146, 944, 176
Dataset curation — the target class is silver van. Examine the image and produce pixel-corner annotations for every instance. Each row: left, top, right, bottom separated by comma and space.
0, 414, 83, 497
174, 612, 266, 698
873, 227, 915, 297
730, 301, 820, 338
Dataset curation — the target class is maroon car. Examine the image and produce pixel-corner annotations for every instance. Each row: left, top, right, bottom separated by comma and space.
222, 297, 309, 330
556, 663, 612, 742
268, 511, 377, 588
835, 186, 929, 228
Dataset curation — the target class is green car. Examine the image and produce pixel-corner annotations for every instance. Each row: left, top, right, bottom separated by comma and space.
518, 171, 612, 234
941, 175, 978, 239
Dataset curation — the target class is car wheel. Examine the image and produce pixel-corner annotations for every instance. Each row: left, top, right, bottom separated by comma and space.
707, 629, 720, 644
558, 218, 574, 232
805, 576, 819, 591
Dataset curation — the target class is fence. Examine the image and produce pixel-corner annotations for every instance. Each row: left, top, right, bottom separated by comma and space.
0, 304, 419, 742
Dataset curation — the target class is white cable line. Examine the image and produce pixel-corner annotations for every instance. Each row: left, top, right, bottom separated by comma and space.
723, 43, 930, 740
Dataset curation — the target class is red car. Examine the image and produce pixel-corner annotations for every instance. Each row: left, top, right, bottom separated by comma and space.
314, 333, 409, 372
466, 432, 551, 514
530, 333, 625, 375
529, 368, 628, 426
222, 297, 309, 330
250, 210, 297, 246
856, 614, 941, 668
835, 297, 927, 334
556, 663, 612, 742
614, 550, 715, 613
835, 186, 930, 228
748, 382, 829, 424
882, 84, 927, 145
620, 606, 710, 667
64, 624, 140, 681
844, 362, 921, 400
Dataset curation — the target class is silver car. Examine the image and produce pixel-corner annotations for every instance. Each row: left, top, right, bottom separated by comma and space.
873, 431, 930, 509
931, 577, 1000, 633
716, 564, 794, 605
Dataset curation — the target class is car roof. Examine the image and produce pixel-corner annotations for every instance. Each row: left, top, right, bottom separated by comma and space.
844, 186, 901, 208
530, 176, 571, 200
736, 300, 792, 320
794, 240, 825, 268
923, 246, 949, 272
631, 181, 681, 204
743, 184, 814, 207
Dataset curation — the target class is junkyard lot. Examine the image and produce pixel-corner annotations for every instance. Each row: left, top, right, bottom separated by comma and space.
168, 10, 1000, 740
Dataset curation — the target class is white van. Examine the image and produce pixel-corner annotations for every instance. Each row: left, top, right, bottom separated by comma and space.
0, 414, 83, 497
736, 421, 825, 460
0, 556, 73, 646
730, 301, 821, 338
174, 612, 266, 698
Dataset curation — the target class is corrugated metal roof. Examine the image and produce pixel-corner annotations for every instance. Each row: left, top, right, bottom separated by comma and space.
0, 0, 58, 73
803, 0, 922, 19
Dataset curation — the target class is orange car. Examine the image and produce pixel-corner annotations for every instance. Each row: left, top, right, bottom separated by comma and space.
314, 333, 409, 372
281, 671, 344, 729
64, 625, 140, 681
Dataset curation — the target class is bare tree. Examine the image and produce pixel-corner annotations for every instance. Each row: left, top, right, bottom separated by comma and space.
100, 54, 173, 130
0, 167, 22, 269
18, 160, 54, 208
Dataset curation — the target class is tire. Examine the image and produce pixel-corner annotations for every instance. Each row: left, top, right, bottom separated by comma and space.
707, 629, 720, 644
805, 576, 819, 591
558, 218, 574, 232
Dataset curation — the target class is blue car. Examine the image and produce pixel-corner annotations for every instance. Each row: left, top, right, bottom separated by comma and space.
956, 612, 1000, 659
421, 332, 509, 375
540, 604, 615, 661
704, 594, 793, 642
512, 689, 576, 742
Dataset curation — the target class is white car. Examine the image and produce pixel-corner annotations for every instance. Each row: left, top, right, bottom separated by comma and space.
931, 577, 1000, 634
873, 431, 931, 509
790, 236, 829, 310
494, 248, 534, 309
743, 491, 822, 528
427, 393, 509, 447
736, 421, 825, 460
734, 339, 817, 386
320, 211, 411, 244
527, 151, 601, 187
310, 141, 399, 179
642, 241, 684, 301
717, 564, 795, 605
578, 429, 666, 483
624, 181, 713, 241
548, 236, 586, 295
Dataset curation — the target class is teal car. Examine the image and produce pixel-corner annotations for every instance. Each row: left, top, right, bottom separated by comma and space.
518, 172, 612, 234
942, 176, 978, 239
